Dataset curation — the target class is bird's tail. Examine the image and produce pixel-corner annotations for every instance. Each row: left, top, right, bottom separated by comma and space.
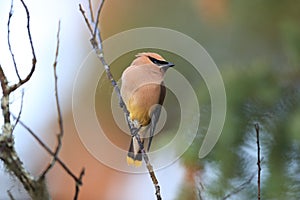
127, 137, 143, 167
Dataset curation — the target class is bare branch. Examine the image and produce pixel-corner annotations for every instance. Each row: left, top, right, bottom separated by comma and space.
0, 66, 9, 94
0, 132, 49, 199
222, 173, 256, 200
40, 20, 63, 177
11, 115, 84, 185
255, 123, 261, 200
0, 66, 11, 125
9, 0, 37, 94
79, 2, 162, 199
7, 189, 15, 200
7, 0, 21, 81
221, 124, 262, 200
1, 1, 84, 198
92, 1, 105, 40
79, 4, 93, 35
11, 89, 24, 133
0, 1, 50, 198
197, 181, 205, 200
74, 169, 85, 200
88, 0, 95, 23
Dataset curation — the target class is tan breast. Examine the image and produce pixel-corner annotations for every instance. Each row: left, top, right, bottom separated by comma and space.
121, 64, 164, 126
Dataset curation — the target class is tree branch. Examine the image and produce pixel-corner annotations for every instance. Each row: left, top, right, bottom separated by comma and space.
11, 115, 84, 186
0, 130, 50, 199
7, 0, 21, 81
0, 0, 84, 198
7, 189, 15, 200
222, 173, 255, 200
40, 20, 64, 177
0, 66, 11, 125
88, 0, 95, 23
79, 4, 93, 35
11, 89, 24, 133
0, 1, 49, 198
8, 0, 37, 94
255, 123, 261, 200
79, 2, 162, 199
74, 169, 85, 200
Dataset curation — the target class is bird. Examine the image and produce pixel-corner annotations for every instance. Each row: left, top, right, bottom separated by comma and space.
120, 52, 174, 167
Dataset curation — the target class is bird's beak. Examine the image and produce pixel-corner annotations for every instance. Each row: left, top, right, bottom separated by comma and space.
160, 62, 174, 72
167, 62, 175, 67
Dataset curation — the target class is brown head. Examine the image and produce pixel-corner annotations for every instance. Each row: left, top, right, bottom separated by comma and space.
130, 52, 174, 72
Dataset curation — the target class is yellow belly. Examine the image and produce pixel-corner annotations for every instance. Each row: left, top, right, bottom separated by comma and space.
126, 84, 161, 126
128, 104, 151, 126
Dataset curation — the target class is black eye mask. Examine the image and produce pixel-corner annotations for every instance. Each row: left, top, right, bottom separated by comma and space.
148, 56, 170, 66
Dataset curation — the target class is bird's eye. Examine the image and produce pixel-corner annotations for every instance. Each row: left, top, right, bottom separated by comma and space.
148, 56, 169, 66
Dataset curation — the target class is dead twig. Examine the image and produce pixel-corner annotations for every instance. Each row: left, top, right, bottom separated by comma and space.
11, 89, 24, 133
79, 4, 93, 35
0, 1, 84, 198
7, 189, 15, 200
40, 20, 64, 178
79, 1, 162, 199
7, 0, 21, 81
88, 0, 95, 23
222, 173, 255, 200
74, 169, 85, 200
92, 1, 104, 40
11, 115, 84, 186
255, 123, 261, 200
9, 0, 37, 94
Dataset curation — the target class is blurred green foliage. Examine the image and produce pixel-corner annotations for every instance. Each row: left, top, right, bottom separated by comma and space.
100, 0, 300, 199
179, 1, 300, 199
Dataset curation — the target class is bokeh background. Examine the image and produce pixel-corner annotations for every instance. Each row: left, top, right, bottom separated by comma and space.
0, 0, 299, 199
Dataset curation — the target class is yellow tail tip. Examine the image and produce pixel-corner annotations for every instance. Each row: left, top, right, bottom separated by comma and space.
127, 156, 135, 165
126, 156, 142, 167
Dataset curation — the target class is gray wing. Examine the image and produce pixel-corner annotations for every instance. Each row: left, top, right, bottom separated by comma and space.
147, 83, 166, 151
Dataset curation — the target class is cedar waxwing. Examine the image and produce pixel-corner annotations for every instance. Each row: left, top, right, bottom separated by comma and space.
121, 52, 174, 167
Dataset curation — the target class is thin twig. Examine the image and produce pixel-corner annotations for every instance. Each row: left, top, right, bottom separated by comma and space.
53, 20, 64, 153
40, 20, 63, 177
74, 169, 85, 200
255, 123, 261, 200
79, 2, 162, 199
222, 173, 256, 200
7, 190, 15, 200
11, 115, 83, 185
197, 181, 205, 200
11, 89, 24, 133
9, 0, 37, 94
92, 1, 104, 40
7, 0, 21, 81
88, 0, 94, 23
79, 4, 93, 35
